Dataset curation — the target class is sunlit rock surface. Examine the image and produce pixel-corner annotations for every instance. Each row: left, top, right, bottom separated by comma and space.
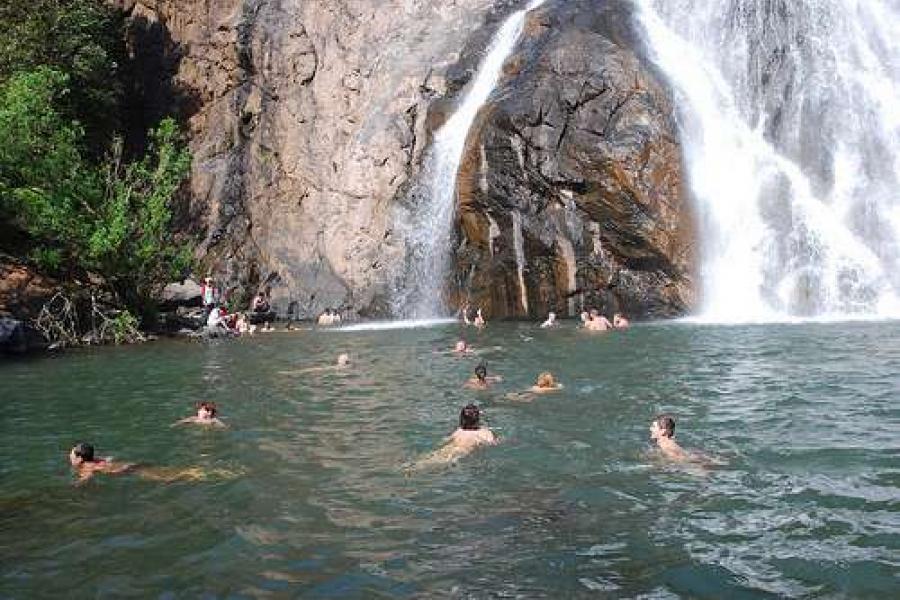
455, 0, 695, 318
118, 0, 694, 319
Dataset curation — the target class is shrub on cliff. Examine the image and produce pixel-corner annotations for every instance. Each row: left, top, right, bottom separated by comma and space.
0, 67, 193, 321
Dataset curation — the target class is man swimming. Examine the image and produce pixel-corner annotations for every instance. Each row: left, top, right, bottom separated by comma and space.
68, 443, 136, 483
279, 353, 351, 375
68, 443, 241, 485
649, 414, 722, 466
173, 402, 227, 428
452, 340, 471, 355
464, 363, 502, 389
613, 313, 630, 329
586, 309, 612, 331
540, 311, 558, 328
410, 404, 498, 469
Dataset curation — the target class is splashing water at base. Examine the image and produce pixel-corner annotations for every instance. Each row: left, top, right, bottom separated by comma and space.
392, 1, 546, 319
636, 0, 900, 322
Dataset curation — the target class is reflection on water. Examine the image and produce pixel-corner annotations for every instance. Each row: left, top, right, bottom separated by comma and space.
1, 322, 899, 597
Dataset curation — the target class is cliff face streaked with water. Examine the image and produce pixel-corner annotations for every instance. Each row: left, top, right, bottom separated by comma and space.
119, 0, 695, 319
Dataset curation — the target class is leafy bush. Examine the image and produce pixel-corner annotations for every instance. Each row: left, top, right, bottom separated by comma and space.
0, 68, 193, 321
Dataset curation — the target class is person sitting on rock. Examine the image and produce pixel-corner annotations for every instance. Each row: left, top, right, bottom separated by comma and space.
409, 404, 497, 470
173, 402, 227, 428
540, 311, 558, 328
613, 312, 630, 329
473, 308, 486, 328
206, 304, 230, 334
69, 442, 136, 484
251, 291, 270, 313
464, 363, 502, 389
235, 313, 256, 335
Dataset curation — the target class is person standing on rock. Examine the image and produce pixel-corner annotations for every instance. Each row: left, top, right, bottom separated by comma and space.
201, 277, 220, 321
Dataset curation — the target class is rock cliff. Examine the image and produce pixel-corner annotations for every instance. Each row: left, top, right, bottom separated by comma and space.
455, 0, 695, 318
119, 0, 695, 320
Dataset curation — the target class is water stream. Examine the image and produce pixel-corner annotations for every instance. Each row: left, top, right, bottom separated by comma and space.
636, 0, 900, 322
392, 0, 545, 318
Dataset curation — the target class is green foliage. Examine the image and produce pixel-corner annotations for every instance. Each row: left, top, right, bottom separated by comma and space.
0, 68, 100, 261
0, 0, 124, 149
0, 68, 193, 318
108, 309, 140, 345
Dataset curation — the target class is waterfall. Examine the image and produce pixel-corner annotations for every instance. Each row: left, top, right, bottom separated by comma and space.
636, 0, 900, 321
392, 0, 545, 318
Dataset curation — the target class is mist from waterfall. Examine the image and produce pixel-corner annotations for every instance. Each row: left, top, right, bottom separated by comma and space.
636, 0, 900, 322
392, 0, 545, 319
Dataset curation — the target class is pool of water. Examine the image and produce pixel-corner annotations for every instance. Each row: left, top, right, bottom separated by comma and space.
1, 321, 898, 597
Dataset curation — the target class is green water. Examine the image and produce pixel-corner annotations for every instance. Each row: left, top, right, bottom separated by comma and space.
1, 321, 898, 598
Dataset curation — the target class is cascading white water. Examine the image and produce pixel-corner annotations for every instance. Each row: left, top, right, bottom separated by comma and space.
393, 0, 545, 318
636, 0, 900, 322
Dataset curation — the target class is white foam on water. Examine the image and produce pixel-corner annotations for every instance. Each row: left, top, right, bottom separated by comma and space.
333, 318, 457, 332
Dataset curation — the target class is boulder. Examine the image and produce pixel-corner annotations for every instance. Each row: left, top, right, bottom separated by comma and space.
453, 0, 695, 319
160, 279, 204, 308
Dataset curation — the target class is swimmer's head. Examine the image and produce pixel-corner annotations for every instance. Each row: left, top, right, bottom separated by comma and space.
454, 340, 468, 353
196, 401, 217, 419
580, 311, 589, 321
459, 404, 481, 430
536, 371, 556, 388
337, 353, 350, 366
651, 414, 675, 440
69, 442, 95, 466
589, 308, 599, 317
548, 312, 556, 319
474, 364, 487, 382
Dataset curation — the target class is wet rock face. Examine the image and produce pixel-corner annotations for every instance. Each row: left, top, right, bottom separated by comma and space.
119, 0, 695, 320
455, 0, 696, 319
117, 0, 512, 319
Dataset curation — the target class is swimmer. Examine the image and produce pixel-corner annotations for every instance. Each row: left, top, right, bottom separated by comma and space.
579, 311, 590, 327
464, 363, 503, 389
452, 340, 471, 355
540, 311, 558, 328
613, 312, 630, 329
410, 404, 497, 469
173, 401, 227, 428
649, 414, 723, 466
473, 308, 486, 328
586, 309, 612, 331
68, 443, 239, 485
68, 443, 135, 484
505, 371, 564, 401
279, 353, 351, 375
530, 371, 563, 393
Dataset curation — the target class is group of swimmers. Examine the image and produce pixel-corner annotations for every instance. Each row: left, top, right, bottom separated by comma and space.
68, 402, 229, 483
70, 308, 712, 483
